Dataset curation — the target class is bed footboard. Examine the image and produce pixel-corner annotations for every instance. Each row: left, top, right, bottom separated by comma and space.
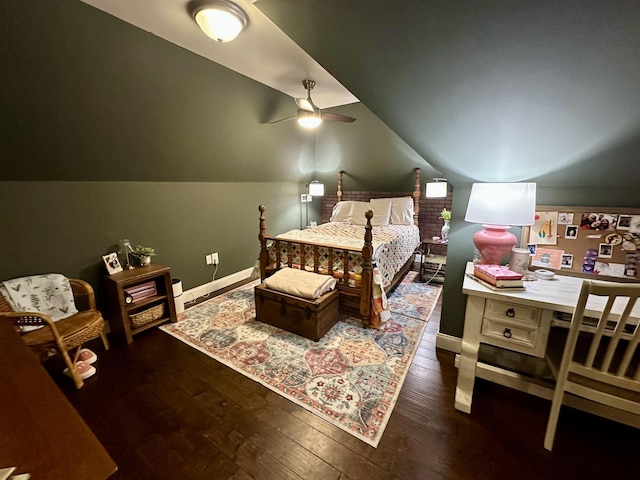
258, 205, 374, 320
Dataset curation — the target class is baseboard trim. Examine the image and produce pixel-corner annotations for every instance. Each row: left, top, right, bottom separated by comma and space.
182, 267, 255, 304
435, 332, 462, 353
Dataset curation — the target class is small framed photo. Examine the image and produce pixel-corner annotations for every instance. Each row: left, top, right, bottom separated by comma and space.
103, 252, 123, 275
598, 243, 613, 259
527, 243, 537, 256
564, 225, 578, 239
561, 254, 573, 268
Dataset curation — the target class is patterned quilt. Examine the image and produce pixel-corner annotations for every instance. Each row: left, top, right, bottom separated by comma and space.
267, 222, 421, 327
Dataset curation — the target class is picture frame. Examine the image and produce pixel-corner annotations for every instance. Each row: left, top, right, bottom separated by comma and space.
103, 252, 123, 275
561, 254, 573, 268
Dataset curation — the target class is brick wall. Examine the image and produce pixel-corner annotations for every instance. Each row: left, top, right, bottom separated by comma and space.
321, 190, 453, 253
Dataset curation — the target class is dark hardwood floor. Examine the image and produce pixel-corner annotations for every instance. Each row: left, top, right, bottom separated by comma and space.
49, 284, 640, 479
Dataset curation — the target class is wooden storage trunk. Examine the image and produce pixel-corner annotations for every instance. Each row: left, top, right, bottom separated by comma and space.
254, 283, 339, 341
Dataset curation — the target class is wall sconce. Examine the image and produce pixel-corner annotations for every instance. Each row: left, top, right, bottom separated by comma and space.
192, 0, 248, 43
308, 181, 325, 197
464, 182, 536, 265
426, 177, 448, 198
302, 181, 324, 226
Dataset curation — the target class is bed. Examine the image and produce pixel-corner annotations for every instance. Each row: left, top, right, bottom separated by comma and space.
258, 168, 422, 328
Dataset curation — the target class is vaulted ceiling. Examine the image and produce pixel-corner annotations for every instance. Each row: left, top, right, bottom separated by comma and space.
257, 0, 640, 188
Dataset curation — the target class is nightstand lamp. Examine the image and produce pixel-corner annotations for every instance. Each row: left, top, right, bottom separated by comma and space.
464, 182, 536, 265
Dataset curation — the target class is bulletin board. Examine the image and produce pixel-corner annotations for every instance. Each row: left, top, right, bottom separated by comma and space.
520, 206, 640, 282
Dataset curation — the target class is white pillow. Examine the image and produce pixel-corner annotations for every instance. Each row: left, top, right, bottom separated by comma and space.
348, 201, 373, 225
368, 199, 392, 226
330, 201, 355, 222
376, 197, 414, 225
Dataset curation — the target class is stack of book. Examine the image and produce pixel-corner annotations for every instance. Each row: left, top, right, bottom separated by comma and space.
470, 264, 525, 290
124, 280, 157, 304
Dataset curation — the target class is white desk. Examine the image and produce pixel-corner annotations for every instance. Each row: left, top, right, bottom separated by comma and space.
455, 262, 640, 415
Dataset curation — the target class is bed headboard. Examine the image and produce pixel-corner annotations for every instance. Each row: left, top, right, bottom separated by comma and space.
322, 168, 422, 226
320, 168, 453, 244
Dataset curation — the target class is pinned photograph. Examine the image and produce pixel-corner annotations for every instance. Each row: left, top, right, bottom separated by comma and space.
564, 225, 578, 239
103, 252, 123, 275
598, 243, 613, 259
617, 215, 632, 230
561, 254, 573, 268
579, 212, 617, 230
527, 243, 537, 256
625, 253, 638, 278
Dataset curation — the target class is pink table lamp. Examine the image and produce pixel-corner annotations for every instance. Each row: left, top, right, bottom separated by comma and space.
464, 183, 536, 265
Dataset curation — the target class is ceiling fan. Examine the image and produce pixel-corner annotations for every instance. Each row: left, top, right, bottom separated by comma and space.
271, 79, 357, 128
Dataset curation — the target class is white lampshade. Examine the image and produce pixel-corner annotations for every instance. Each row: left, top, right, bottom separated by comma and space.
426, 178, 448, 198
194, 1, 248, 43
465, 183, 536, 226
308, 181, 324, 196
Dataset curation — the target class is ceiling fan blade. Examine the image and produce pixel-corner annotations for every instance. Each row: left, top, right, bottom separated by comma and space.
269, 115, 296, 124
321, 112, 357, 123
295, 97, 314, 112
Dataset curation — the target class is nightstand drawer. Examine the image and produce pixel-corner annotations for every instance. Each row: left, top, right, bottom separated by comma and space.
481, 317, 539, 353
484, 300, 540, 326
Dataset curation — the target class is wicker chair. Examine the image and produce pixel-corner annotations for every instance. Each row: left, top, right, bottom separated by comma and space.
0, 278, 109, 389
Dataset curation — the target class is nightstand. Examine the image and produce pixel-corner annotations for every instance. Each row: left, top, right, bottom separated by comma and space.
420, 239, 447, 283
103, 264, 177, 344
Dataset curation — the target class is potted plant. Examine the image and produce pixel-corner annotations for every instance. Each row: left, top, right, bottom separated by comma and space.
131, 245, 155, 266
439, 208, 451, 241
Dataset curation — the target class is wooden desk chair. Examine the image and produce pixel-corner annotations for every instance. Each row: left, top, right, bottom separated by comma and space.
544, 280, 640, 451
0, 278, 109, 389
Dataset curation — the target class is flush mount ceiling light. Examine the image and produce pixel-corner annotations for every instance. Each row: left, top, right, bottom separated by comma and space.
193, 1, 248, 43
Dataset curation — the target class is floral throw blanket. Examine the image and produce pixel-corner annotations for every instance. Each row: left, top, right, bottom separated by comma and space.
1, 274, 77, 330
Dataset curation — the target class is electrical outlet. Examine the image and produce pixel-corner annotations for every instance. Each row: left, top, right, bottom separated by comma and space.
211, 252, 219, 265
206, 254, 213, 265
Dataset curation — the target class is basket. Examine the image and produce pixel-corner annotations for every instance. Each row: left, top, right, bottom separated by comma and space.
129, 303, 164, 329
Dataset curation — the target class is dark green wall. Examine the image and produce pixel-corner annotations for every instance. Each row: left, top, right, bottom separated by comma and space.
0, 181, 297, 290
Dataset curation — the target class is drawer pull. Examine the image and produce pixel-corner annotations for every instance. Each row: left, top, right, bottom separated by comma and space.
506, 308, 515, 318
503, 328, 512, 338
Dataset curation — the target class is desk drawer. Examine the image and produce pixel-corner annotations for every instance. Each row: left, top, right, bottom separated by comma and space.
481, 318, 538, 353
484, 300, 540, 326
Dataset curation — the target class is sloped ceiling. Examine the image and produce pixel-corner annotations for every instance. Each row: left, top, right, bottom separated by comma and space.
257, 0, 640, 187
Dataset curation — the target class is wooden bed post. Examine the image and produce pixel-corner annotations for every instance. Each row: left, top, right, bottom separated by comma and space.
412, 168, 421, 227
337, 170, 344, 203
258, 205, 268, 281
360, 210, 374, 321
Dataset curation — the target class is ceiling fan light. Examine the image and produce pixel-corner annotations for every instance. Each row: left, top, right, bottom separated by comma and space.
297, 110, 322, 129
194, 1, 248, 43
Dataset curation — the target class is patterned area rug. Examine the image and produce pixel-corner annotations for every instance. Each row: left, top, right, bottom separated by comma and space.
160, 271, 441, 447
